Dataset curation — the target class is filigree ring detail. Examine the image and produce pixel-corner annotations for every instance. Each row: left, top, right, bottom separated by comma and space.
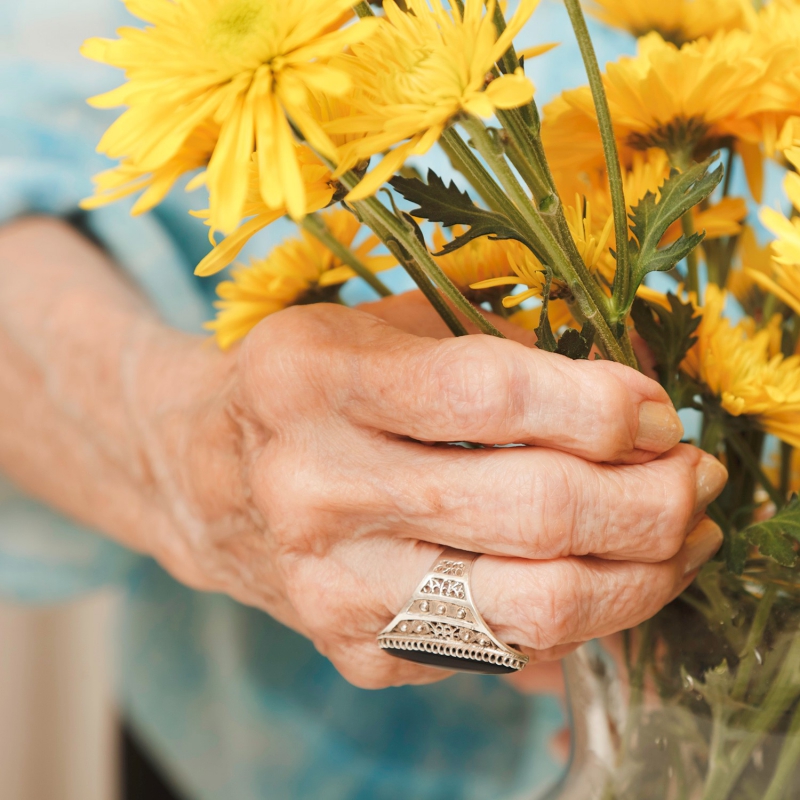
378, 548, 529, 675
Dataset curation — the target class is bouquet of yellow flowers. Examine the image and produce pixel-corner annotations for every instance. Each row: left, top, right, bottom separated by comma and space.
80, 0, 800, 797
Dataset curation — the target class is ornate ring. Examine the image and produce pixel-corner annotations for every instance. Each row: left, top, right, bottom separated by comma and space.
378, 547, 529, 675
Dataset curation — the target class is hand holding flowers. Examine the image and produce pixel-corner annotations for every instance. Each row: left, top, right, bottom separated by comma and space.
76, 0, 800, 794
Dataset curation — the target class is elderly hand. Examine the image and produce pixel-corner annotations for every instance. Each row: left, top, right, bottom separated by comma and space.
139, 299, 726, 689
0, 218, 727, 690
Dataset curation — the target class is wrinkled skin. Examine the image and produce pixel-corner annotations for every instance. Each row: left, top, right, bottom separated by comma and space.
0, 218, 725, 690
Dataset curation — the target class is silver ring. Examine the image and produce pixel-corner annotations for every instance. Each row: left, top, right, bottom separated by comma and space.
378, 547, 529, 675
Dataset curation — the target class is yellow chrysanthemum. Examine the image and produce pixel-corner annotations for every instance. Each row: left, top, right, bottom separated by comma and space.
737, 2, 800, 162
542, 31, 775, 177
726, 226, 775, 316
206, 209, 395, 348
682, 285, 800, 447
194, 145, 337, 277
329, 0, 542, 201
81, 0, 377, 232
583, 0, 754, 45
470, 197, 614, 307
431, 227, 524, 301
80, 121, 219, 215
505, 303, 576, 334
752, 141, 800, 316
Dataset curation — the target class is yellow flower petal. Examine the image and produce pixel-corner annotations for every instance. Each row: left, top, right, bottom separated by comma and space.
345, 139, 418, 202
484, 72, 536, 111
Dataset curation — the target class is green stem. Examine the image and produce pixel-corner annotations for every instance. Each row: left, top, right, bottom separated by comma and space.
487, 0, 521, 76
619, 622, 654, 764
702, 636, 800, 800
762, 700, 800, 800
731, 584, 778, 702
339, 176, 503, 337
562, 0, 630, 317
439, 127, 551, 262
302, 213, 392, 299
682, 210, 701, 298
439, 127, 527, 220
386, 240, 469, 337
347, 202, 468, 336
780, 441, 794, 500
496, 114, 554, 204
460, 115, 634, 366
354, 1, 374, 17
725, 426, 784, 509
317, 145, 499, 337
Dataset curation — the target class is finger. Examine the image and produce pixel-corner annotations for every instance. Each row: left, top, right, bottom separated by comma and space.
247, 304, 682, 463
330, 306, 681, 462
296, 434, 726, 562
471, 518, 723, 652
315, 521, 721, 687
330, 638, 455, 690
389, 443, 727, 562
281, 538, 456, 690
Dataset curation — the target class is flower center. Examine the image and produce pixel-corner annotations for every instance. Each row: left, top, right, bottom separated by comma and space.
627, 116, 710, 161
206, 1, 275, 58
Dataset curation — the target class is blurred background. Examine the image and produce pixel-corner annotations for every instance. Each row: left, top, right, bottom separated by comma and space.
0, 594, 118, 800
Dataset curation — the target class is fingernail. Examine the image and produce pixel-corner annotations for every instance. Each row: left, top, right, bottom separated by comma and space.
682, 519, 724, 576
635, 401, 683, 452
694, 454, 728, 514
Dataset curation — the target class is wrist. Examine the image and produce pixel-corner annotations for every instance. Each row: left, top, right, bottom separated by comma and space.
123, 320, 251, 583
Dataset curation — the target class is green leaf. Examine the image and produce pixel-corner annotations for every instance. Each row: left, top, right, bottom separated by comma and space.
556, 323, 595, 360
638, 232, 706, 276
695, 661, 735, 708
724, 529, 750, 575
630, 293, 701, 408
390, 170, 526, 255
740, 496, 800, 568
625, 157, 723, 308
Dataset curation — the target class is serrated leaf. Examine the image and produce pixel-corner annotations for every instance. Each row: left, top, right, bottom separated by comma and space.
740, 496, 800, 568
556, 324, 594, 360
625, 158, 723, 307
699, 661, 734, 702
630, 293, 701, 408
724, 530, 750, 575
390, 170, 526, 255
640, 232, 706, 276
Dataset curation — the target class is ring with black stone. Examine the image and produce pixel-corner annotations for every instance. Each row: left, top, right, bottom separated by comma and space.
377, 547, 529, 675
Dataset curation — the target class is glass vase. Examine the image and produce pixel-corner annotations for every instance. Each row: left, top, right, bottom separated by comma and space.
542, 559, 800, 800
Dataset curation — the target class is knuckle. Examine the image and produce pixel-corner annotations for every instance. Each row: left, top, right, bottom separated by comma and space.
531, 457, 584, 557
594, 458, 695, 561
516, 564, 583, 650
251, 448, 331, 554
649, 459, 697, 556
582, 373, 637, 460
238, 305, 342, 403
569, 464, 615, 555
429, 339, 524, 441
618, 568, 673, 627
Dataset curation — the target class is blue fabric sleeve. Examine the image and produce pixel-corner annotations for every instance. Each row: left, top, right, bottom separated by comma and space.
0, 59, 213, 603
